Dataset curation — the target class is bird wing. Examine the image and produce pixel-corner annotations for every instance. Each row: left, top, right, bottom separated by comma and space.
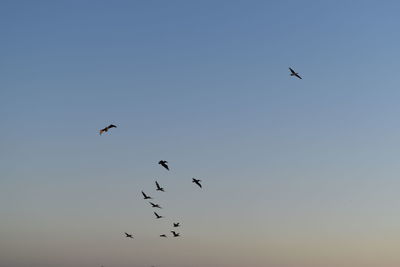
154, 212, 159, 217
109, 124, 117, 128
161, 163, 167, 169
295, 73, 302, 79
142, 191, 147, 198
155, 181, 160, 188
196, 181, 202, 188
289, 67, 295, 74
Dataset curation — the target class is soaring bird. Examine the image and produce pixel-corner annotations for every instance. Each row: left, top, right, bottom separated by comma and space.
160, 234, 167, 238
289, 67, 302, 79
192, 178, 202, 188
171, 231, 180, 237
125, 232, 134, 238
158, 160, 169, 170
154, 212, 163, 219
149, 202, 162, 209
173, 222, 180, 227
141, 191, 152, 200
155, 181, 165, 192
99, 124, 117, 135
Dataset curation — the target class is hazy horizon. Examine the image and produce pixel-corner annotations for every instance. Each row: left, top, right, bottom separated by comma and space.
2, 1, 400, 267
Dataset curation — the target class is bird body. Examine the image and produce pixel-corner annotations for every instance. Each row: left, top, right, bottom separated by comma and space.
125, 232, 134, 238
171, 231, 180, 237
149, 202, 162, 209
158, 160, 169, 170
155, 181, 165, 192
99, 124, 117, 135
142, 191, 152, 200
160, 234, 167, 238
154, 212, 163, 219
192, 178, 202, 188
289, 67, 302, 79
173, 222, 180, 227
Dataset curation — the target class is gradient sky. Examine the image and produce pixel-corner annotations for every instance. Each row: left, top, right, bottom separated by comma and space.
2, 1, 400, 267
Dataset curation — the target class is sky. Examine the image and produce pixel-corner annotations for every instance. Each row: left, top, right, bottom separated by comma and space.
1, 1, 400, 267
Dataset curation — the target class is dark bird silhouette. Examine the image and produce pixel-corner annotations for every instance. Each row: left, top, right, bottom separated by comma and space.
149, 202, 162, 209
154, 212, 163, 219
173, 222, 180, 227
142, 191, 152, 200
192, 178, 202, 188
124, 232, 133, 238
158, 160, 169, 170
160, 234, 167, 238
171, 231, 180, 237
99, 124, 117, 135
289, 67, 302, 79
155, 181, 165, 192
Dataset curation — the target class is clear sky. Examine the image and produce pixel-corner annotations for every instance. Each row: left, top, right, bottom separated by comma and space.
2, 1, 400, 267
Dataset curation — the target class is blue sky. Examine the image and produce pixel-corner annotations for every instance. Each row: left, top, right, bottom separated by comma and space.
2, 1, 400, 267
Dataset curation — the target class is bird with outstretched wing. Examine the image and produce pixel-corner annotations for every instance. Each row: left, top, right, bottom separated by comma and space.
99, 124, 117, 135
289, 67, 302, 79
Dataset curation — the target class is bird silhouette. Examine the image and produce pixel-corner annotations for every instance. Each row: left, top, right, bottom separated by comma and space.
155, 181, 165, 192
158, 160, 169, 170
142, 191, 152, 200
124, 232, 134, 238
99, 124, 117, 135
173, 222, 180, 227
171, 231, 180, 237
154, 212, 163, 219
289, 67, 302, 79
192, 178, 202, 188
160, 234, 167, 238
149, 202, 162, 209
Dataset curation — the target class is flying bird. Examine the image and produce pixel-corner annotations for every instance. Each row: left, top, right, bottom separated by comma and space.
154, 212, 163, 219
158, 160, 169, 170
99, 124, 117, 135
155, 181, 165, 192
142, 191, 152, 200
149, 202, 162, 209
124, 232, 134, 239
289, 67, 302, 79
192, 178, 202, 188
160, 234, 167, 238
173, 222, 180, 227
171, 231, 180, 237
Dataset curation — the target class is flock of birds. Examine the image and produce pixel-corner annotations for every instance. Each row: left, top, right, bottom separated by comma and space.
98, 68, 301, 266
99, 126, 203, 241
